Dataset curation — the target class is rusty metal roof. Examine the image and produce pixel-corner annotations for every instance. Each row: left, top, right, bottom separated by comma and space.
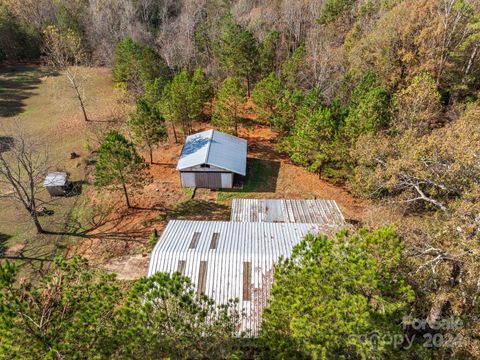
148, 220, 338, 336
231, 199, 345, 224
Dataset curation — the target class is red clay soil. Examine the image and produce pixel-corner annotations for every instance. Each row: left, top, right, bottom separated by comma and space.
69, 122, 370, 279
237, 124, 368, 221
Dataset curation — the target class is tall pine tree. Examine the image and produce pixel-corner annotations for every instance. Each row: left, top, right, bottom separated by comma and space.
213, 77, 245, 136
95, 130, 149, 208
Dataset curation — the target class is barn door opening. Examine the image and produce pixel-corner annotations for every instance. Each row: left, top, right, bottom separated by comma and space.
195, 172, 222, 188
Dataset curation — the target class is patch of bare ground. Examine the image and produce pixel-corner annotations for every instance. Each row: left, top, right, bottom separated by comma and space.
4, 243, 25, 257
234, 124, 369, 221
69, 121, 370, 279
103, 254, 150, 280
67, 141, 186, 263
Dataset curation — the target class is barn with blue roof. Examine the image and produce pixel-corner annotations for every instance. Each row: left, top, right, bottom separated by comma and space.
176, 129, 247, 189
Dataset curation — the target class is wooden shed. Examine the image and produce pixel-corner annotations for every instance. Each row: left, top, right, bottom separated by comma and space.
176, 130, 247, 189
43, 172, 69, 196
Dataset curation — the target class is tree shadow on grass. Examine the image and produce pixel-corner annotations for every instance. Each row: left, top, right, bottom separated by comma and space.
0, 66, 53, 118
52, 202, 150, 241
0, 233, 12, 257
221, 157, 280, 195
0, 136, 14, 152
65, 180, 83, 197
147, 200, 231, 224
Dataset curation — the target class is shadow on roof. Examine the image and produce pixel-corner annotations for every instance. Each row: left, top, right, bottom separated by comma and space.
179, 136, 211, 159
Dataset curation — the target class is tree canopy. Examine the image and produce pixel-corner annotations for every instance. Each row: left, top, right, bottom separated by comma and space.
159, 67, 213, 140
95, 130, 149, 208
213, 76, 245, 136
262, 227, 414, 359
0, 257, 242, 359
129, 99, 167, 164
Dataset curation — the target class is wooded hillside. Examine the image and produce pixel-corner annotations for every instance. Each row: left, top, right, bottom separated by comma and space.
1, 0, 480, 358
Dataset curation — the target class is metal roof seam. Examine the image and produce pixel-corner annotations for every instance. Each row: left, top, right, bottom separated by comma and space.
203, 129, 215, 165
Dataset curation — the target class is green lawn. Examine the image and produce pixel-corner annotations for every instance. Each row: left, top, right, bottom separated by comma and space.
0, 65, 118, 261
217, 158, 280, 201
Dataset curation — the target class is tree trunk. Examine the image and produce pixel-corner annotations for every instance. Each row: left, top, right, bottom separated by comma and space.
31, 210, 44, 234
171, 123, 178, 143
149, 146, 153, 164
77, 90, 89, 122
463, 42, 479, 80
68, 73, 89, 122
121, 181, 131, 208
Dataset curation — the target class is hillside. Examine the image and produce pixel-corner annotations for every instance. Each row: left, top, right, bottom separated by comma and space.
0, 0, 479, 358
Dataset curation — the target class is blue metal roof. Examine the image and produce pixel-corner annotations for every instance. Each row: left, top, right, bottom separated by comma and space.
176, 130, 247, 175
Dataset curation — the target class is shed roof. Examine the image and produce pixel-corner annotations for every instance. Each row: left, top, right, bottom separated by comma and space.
148, 220, 338, 335
176, 130, 247, 176
43, 172, 68, 187
231, 199, 345, 224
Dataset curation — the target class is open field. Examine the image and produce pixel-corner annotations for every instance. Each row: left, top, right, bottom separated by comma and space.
0, 65, 370, 279
0, 65, 125, 267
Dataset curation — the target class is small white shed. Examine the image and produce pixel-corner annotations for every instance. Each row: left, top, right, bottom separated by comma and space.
43, 172, 69, 196
176, 130, 247, 189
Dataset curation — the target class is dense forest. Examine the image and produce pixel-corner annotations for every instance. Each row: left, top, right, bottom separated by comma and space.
1, 0, 480, 358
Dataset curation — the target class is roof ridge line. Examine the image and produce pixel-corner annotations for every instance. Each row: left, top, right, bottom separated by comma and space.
204, 129, 215, 164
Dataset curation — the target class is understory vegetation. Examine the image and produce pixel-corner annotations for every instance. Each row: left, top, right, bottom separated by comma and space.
1, 0, 480, 358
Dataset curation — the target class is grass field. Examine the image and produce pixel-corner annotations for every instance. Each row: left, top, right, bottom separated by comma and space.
217, 158, 280, 201
0, 65, 122, 262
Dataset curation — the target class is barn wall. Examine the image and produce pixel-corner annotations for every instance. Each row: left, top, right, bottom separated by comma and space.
221, 173, 233, 188
46, 186, 65, 196
180, 172, 196, 187
181, 164, 224, 172
180, 171, 233, 188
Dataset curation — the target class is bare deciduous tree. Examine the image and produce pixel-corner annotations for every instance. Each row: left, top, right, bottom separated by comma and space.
43, 25, 90, 122
0, 124, 50, 234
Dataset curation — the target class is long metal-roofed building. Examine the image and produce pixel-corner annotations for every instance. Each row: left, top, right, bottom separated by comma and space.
177, 129, 247, 189
231, 198, 345, 224
148, 220, 338, 336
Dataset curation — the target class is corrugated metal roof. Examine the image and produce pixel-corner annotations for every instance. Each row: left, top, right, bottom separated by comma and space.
176, 130, 247, 175
43, 172, 68, 187
148, 220, 338, 336
231, 199, 345, 224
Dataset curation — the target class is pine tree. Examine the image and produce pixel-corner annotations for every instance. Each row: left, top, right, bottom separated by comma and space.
159, 68, 212, 140
251, 72, 284, 122
0, 257, 122, 358
215, 15, 259, 95
259, 31, 280, 77
95, 130, 149, 208
261, 227, 414, 358
213, 77, 245, 136
281, 44, 307, 90
0, 257, 242, 358
112, 38, 169, 97
129, 99, 167, 164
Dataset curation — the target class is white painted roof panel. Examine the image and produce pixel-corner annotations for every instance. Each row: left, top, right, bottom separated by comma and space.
148, 220, 339, 336
176, 130, 247, 175
43, 172, 68, 187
